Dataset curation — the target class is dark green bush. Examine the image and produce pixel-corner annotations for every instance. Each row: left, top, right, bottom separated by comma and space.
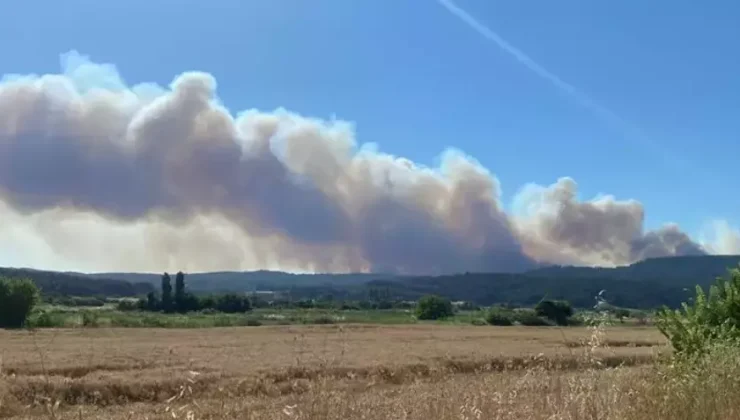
81, 310, 100, 327
178, 293, 201, 312
47, 296, 105, 307
485, 307, 514, 326
416, 295, 454, 320
535, 300, 574, 326
214, 294, 252, 313
514, 309, 553, 326
613, 308, 631, 322
29, 311, 65, 328
116, 299, 140, 311
0, 277, 40, 329
140, 292, 160, 311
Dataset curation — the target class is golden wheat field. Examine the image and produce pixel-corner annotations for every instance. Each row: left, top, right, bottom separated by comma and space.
0, 324, 695, 419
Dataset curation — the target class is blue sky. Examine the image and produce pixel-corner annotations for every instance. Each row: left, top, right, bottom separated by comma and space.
2, 0, 739, 236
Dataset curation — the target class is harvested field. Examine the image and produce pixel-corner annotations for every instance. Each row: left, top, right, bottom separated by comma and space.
0, 325, 670, 419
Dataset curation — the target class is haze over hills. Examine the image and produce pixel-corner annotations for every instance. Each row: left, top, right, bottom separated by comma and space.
80, 271, 400, 293
81, 254, 740, 292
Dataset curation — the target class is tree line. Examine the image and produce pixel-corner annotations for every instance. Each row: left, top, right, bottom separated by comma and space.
121, 272, 253, 314
0, 267, 153, 297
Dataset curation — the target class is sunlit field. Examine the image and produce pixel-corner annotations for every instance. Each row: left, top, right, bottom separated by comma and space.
0, 323, 684, 419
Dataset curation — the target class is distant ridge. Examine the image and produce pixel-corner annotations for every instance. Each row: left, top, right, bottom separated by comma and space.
81, 270, 401, 292
0, 267, 154, 297
4, 255, 740, 309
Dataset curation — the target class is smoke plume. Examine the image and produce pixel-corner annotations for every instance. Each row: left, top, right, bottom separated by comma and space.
0, 51, 719, 274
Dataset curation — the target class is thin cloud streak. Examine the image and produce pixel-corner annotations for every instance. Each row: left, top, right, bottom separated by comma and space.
436, 0, 696, 172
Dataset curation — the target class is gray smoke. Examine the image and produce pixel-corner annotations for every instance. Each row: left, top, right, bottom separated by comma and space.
0, 52, 711, 274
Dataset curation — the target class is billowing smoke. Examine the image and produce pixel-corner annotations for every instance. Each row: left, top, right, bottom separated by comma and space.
0, 51, 718, 274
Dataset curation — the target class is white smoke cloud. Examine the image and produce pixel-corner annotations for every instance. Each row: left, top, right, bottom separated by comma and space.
698, 220, 740, 256
0, 51, 728, 274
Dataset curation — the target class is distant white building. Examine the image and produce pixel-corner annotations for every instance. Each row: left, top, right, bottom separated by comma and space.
247, 290, 283, 300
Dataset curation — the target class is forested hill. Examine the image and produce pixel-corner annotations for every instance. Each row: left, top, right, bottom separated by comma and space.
358, 255, 740, 309
4, 255, 740, 309
82, 270, 399, 292
91, 254, 740, 292
526, 255, 740, 284
0, 267, 154, 297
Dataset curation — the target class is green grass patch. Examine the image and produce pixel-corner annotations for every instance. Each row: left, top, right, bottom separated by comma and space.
24, 305, 618, 329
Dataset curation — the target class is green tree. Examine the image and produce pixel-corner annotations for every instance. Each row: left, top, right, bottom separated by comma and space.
0, 277, 40, 329
416, 295, 454, 320
142, 291, 160, 311
535, 299, 574, 326
161, 273, 173, 313
656, 265, 740, 357
215, 293, 252, 313
614, 308, 631, 324
174, 271, 186, 313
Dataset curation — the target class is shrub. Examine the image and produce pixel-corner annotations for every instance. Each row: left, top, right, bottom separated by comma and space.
514, 309, 553, 326
47, 296, 105, 307
245, 318, 263, 327
214, 315, 235, 327
458, 301, 481, 311
174, 271, 186, 312
0, 277, 40, 329
566, 314, 585, 326
71, 296, 105, 307
178, 293, 201, 312
81, 310, 100, 327
161, 273, 173, 313
141, 292, 160, 312
485, 307, 514, 326
656, 266, 740, 357
305, 315, 336, 325
198, 295, 217, 309
214, 294, 252, 313
415, 295, 454, 320
535, 299, 574, 326
29, 310, 65, 328
613, 308, 631, 323
116, 299, 139, 311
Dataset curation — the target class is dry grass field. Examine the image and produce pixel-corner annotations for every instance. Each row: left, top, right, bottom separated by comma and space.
0, 324, 689, 419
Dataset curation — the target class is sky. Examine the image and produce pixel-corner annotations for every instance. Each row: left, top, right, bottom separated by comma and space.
0, 0, 739, 273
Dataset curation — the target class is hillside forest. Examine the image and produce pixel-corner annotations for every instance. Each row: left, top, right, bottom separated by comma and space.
3, 255, 740, 309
